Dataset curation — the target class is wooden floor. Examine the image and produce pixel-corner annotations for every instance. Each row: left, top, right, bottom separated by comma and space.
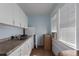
30, 46, 55, 56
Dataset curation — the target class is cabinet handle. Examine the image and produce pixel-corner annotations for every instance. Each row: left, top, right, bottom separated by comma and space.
20, 24, 21, 27
28, 45, 29, 48
13, 20, 15, 25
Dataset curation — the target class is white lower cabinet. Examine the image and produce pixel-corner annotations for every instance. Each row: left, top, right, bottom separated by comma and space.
9, 36, 34, 56
20, 41, 28, 56
26, 36, 34, 56
9, 47, 21, 56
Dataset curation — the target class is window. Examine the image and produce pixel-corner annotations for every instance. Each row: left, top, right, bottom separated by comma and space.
59, 3, 76, 49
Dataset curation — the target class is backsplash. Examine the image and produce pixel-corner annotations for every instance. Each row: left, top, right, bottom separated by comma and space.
0, 25, 23, 41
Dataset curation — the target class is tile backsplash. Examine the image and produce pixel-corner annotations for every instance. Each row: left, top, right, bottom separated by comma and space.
0, 25, 23, 41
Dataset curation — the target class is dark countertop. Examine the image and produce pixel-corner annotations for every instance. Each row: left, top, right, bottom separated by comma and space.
0, 36, 31, 56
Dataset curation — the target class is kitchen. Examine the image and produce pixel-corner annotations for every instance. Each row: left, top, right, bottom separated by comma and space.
0, 3, 78, 56
0, 3, 34, 56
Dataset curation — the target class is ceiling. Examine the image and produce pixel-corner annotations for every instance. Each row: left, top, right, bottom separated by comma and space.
17, 3, 58, 16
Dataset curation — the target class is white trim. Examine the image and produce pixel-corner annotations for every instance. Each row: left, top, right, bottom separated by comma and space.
58, 8, 60, 40
75, 3, 77, 50
59, 39, 76, 49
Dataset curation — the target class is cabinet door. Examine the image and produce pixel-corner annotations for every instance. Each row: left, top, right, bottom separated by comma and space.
0, 3, 28, 27
24, 16, 28, 28
0, 4, 13, 25
51, 14, 57, 32
25, 37, 33, 56
23, 16, 28, 28
12, 4, 28, 28
20, 18, 25, 28
27, 39, 31, 56
25, 39, 32, 56
9, 37, 34, 56
20, 40, 29, 56
12, 4, 21, 27
9, 47, 21, 56
18, 6, 28, 28
19, 10, 27, 28
1, 4, 22, 27
28, 36, 34, 53
30, 36, 34, 49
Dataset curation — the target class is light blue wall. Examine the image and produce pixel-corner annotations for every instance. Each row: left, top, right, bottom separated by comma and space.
0, 25, 23, 39
28, 16, 51, 46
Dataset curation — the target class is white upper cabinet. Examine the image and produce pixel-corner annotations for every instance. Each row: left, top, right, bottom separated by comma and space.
0, 4, 13, 25
12, 4, 28, 28
23, 15, 28, 28
51, 14, 57, 32
12, 4, 21, 27
0, 3, 28, 28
